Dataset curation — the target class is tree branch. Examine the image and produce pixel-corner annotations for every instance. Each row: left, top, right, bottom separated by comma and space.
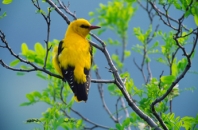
93, 61, 118, 123
31, 0, 52, 69
150, 1, 197, 129
0, 30, 62, 79
60, 84, 111, 129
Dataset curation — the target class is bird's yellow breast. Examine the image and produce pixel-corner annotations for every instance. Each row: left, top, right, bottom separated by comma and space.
58, 33, 91, 83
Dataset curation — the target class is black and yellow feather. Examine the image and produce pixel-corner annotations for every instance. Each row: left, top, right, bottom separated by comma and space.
53, 19, 99, 102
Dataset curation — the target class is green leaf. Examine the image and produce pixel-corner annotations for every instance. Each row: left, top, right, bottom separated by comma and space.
108, 84, 115, 91
26, 93, 35, 102
92, 46, 97, 55
130, 112, 139, 123
178, 58, 187, 73
20, 102, 33, 106
122, 117, 130, 127
36, 72, 47, 80
194, 15, 198, 26
17, 72, 25, 76
108, 84, 122, 96
89, 12, 94, 16
2, 0, 12, 4
20, 65, 28, 69
0, 12, 7, 19
124, 50, 131, 58
115, 123, 123, 130
183, 86, 196, 92
171, 61, 178, 76
10, 59, 20, 67
36, 9, 46, 15
182, 116, 198, 129
32, 91, 42, 98
21, 43, 29, 55
161, 75, 176, 84
145, 56, 151, 63
76, 119, 83, 128
159, 0, 166, 5
89, 18, 95, 24
173, 0, 182, 10
132, 44, 143, 54
112, 54, 123, 69
92, 64, 97, 71
161, 46, 166, 54
133, 27, 145, 43
34, 42, 45, 55
97, 28, 106, 35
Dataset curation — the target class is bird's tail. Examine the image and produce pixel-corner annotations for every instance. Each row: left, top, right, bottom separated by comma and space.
62, 66, 90, 102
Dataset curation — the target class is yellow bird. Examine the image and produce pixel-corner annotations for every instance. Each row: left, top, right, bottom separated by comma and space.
53, 18, 100, 102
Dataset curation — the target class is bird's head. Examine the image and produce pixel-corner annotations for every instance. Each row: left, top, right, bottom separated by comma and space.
68, 18, 100, 38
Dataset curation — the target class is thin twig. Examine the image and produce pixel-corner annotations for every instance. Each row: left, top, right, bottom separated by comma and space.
46, 0, 70, 24
93, 60, 118, 123
31, 0, 51, 69
158, 70, 164, 90
91, 79, 115, 83
150, 1, 197, 129
115, 97, 121, 123
57, 0, 77, 20
133, 58, 147, 83
120, 97, 129, 118
59, 83, 111, 129
0, 30, 62, 79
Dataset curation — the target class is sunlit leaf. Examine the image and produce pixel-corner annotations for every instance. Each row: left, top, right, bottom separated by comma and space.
124, 50, 131, 58
10, 59, 20, 67
116, 123, 123, 130
92, 64, 97, 71
194, 15, 198, 26
89, 12, 94, 16
76, 119, 83, 128
21, 43, 29, 55
34, 42, 45, 55
2, 0, 12, 4
0, 12, 7, 19
32, 91, 42, 98
17, 72, 25, 76
122, 117, 130, 127
26, 93, 35, 102
171, 61, 178, 76
37, 72, 47, 80
161, 75, 176, 84
20, 102, 33, 106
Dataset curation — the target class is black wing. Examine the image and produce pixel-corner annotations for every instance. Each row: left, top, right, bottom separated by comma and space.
58, 40, 64, 56
61, 67, 90, 102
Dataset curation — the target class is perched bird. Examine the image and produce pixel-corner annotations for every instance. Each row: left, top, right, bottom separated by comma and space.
53, 18, 100, 102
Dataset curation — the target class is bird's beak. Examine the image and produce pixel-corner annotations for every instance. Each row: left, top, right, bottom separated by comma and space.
89, 25, 101, 30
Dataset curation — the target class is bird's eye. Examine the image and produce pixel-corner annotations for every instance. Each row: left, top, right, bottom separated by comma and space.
80, 24, 89, 29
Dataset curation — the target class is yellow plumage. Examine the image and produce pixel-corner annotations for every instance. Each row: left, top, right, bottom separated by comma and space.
53, 46, 62, 77
53, 18, 100, 102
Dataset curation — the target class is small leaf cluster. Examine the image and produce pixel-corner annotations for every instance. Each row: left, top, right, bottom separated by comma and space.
158, 0, 198, 26
162, 113, 198, 129
132, 25, 159, 63
115, 112, 142, 130
89, 0, 136, 73
10, 40, 84, 129
89, 0, 136, 38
